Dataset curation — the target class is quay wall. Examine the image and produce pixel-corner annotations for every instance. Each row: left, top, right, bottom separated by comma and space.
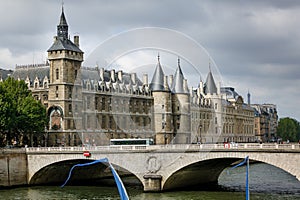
0, 149, 27, 187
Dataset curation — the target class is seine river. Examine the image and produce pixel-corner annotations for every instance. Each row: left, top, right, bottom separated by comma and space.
1, 163, 299, 200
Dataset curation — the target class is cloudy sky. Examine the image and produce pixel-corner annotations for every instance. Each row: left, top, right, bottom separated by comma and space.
0, 0, 299, 121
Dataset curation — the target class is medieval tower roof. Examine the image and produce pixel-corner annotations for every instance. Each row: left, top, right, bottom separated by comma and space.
171, 58, 187, 94
47, 6, 82, 53
149, 55, 167, 91
204, 67, 217, 95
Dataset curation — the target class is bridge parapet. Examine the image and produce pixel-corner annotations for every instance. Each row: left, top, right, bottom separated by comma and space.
25, 143, 300, 153
25, 143, 300, 191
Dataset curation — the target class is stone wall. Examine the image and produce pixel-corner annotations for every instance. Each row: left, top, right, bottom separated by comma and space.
0, 149, 27, 187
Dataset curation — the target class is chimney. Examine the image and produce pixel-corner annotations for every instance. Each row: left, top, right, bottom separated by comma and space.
217, 81, 221, 95
169, 75, 173, 87
74, 36, 80, 47
190, 87, 194, 97
200, 80, 204, 94
131, 73, 136, 85
164, 75, 169, 90
100, 68, 104, 81
110, 69, 115, 82
183, 79, 188, 93
143, 74, 148, 85
117, 70, 123, 83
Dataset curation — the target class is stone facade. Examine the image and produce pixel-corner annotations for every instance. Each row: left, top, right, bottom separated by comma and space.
9, 8, 257, 146
251, 104, 278, 142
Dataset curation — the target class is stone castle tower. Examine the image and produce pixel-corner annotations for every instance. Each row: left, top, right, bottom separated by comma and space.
47, 7, 84, 146
149, 55, 173, 144
170, 58, 191, 144
150, 57, 191, 144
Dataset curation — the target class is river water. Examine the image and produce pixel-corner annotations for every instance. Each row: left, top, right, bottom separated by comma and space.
0, 163, 299, 200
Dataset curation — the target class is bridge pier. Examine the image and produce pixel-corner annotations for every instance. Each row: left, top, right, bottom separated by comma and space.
143, 174, 162, 192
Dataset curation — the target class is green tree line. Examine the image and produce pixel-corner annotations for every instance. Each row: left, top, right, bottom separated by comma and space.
277, 117, 300, 142
0, 77, 48, 147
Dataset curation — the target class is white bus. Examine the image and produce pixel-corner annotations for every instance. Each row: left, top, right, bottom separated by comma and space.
110, 138, 154, 146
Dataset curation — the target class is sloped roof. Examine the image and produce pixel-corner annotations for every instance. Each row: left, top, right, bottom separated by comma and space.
12, 65, 49, 84
221, 87, 239, 99
204, 71, 217, 94
171, 59, 187, 94
149, 57, 166, 91
47, 37, 82, 53
0, 68, 14, 80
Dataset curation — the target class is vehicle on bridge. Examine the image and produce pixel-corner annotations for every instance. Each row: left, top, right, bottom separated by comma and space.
110, 138, 154, 146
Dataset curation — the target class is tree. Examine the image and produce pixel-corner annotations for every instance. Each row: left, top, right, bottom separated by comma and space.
0, 77, 48, 147
277, 117, 300, 142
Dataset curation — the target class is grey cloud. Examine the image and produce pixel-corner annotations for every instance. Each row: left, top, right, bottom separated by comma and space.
0, 0, 299, 121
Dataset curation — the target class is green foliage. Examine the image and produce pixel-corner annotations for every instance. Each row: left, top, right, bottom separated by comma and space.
0, 77, 48, 146
277, 117, 300, 142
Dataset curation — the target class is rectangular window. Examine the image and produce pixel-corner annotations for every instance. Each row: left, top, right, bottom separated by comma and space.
56, 68, 59, 80
87, 96, 90, 109
102, 116, 106, 129
95, 97, 98, 110
68, 87, 72, 99
55, 86, 59, 98
69, 104, 72, 113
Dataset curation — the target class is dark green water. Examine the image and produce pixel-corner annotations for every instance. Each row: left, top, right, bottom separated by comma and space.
1, 163, 299, 200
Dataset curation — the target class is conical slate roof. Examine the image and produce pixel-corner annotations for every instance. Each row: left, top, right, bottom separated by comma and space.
149, 56, 166, 91
171, 58, 187, 94
204, 70, 217, 94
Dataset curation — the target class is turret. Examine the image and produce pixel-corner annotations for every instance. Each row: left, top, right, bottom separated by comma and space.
150, 55, 172, 144
171, 57, 191, 144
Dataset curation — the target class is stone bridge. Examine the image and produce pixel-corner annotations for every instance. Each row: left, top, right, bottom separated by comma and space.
26, 143, 300, 192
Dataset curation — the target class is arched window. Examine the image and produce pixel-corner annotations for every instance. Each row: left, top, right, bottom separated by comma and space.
56, 68, 59, 80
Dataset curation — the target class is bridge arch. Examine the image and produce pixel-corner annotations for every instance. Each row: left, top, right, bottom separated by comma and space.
27, 155, 144, 187
161, 151, 300, 190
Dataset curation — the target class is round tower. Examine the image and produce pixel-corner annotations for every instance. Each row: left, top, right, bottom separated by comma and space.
149, 55, 173, 144
170, 58, 191, 144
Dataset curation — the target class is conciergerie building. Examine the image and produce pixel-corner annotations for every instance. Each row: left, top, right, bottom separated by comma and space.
10, 8, 256, 146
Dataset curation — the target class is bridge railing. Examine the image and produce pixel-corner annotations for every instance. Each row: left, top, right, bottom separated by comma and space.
24, 143, 300, 152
